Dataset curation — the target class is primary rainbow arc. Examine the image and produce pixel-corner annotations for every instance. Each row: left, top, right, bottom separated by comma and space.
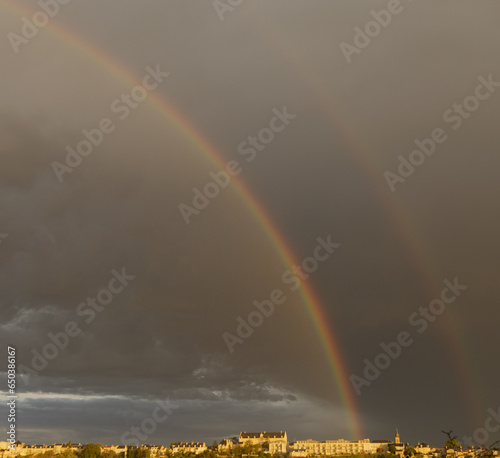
2, 0, 364, 439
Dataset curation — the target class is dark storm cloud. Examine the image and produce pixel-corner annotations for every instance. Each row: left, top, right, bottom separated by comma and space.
1, 0, 499, 449
0, 114, 327, 404
12, 393, 352, 446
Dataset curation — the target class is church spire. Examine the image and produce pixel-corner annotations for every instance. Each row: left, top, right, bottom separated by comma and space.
395, 428, 400, 444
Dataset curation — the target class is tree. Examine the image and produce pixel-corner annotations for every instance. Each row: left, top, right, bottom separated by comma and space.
129, 449, 151, 458
447, 440, 461, 451
389, 445, 397, 454
80, 444, 102, 458
405, 448, 416, 457
39, 451, 55, 458
442, 431, 461, 451
57, 449, 78, 458
101, 451, 117, 458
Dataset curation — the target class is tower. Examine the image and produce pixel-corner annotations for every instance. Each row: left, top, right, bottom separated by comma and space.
395, 428, 400, 444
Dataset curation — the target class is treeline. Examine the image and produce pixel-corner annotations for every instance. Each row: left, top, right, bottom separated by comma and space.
16, 445, 151, 458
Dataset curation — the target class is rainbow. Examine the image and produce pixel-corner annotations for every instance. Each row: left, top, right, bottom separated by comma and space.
2, 1, 364, 437
242, 10, 486, 424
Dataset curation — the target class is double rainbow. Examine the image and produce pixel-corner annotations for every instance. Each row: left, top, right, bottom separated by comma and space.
4, 0, 488, 438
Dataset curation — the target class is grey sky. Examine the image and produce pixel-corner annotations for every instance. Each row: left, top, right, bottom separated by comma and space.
1, 0, 499, 449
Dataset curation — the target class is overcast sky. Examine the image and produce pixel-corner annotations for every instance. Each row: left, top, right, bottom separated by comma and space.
1, 0, 499, 449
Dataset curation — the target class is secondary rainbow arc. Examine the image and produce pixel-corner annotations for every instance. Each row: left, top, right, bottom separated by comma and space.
241, 9, 485, 425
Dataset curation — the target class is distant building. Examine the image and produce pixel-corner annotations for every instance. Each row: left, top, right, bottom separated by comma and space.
239, 431, 287, 445
389, 429, 407, 456
218, 439, 238, 452
143, 445, 168, 456
239, 432, 287, 454
102, 445, 128, 455
290, 438, 384, 456
171, 442, 207, 455
0, 443, 83, 457
415, 444, 433, 455
370, 440, 392, 453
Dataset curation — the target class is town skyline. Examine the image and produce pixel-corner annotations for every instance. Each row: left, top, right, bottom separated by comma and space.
2, 427, 499, 458
3, 426, 499, 452
0, 428, 490, 449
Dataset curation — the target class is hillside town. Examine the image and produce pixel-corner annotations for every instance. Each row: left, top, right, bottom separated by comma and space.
1, 430, 498, 458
